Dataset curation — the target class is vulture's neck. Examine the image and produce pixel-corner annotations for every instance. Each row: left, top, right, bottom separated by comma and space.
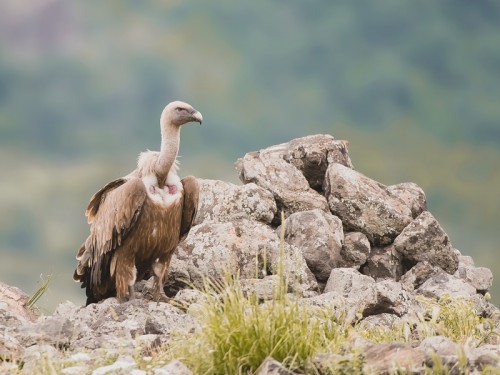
156, 124, 180, 187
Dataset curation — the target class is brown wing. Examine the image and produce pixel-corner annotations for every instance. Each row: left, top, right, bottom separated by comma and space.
180, 176, 199, 239
86, 178, 127, 223
75, 178, 147, 289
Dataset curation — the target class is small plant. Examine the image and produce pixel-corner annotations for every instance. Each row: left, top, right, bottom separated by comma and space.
27, 273, 53, 312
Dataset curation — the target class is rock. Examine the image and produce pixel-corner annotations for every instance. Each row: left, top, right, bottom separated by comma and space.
51, 298, 196, 351
455, 264, 493, 292
313, 353, 363, 374
387, 182, 427, 218
0, 281, 36, 322
279, 134, 354, 190
278, 209, 343, 282
235, 141, 330, 220
393, 211, 459, 274
323, 269, 413, 318
401, 261, 442, 289
194, 179, 277, 225
360, 313, 402, 331
153, 359, 193, 375
240, 276, 284, 301
339, 232, 371, 269
20, 344, 61, 373
361, 245, 404, 281
470, 344, 500, 370
172, 288, 208, 309
324, 268, 375, 298
254, 356, 298, 375
170, 219, 318, 296
363, 342, 425, 374
17, 317, 74, 349
323, 163, 413, 245
362, 280, 414, 317
417, 271, 477, 299
92, 355, 137, 375
458, 255, 474, 267
419, 336, 460, 370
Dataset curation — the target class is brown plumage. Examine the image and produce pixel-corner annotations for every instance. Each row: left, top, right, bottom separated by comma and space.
74, 101, 202, 305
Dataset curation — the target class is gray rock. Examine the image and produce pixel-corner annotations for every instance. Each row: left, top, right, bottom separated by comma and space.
421, 336, 462, 374
455, 264, 493, 292
240, 276, 285, 301
339, 232, 371, 269
361, 245, 403, 281
0, 281, 36, 322
360, 313, 402, 331
323, 163, 413, 245
363, 342, 425, 374
52, 298, 196, 351
194, 179, 277, 225
154, 359, 193, 375
170, 219, 318, 296
401, 261, 442, 289
417, 271, 476, 299
458, 255, 475, 267
324, 268, 375, 298
387, 182, 427, 218
21, 344, 61, 374
255, 356, 298, 375
470, 344, 500, 370
16, 317, 74, 349
173, 288, 208, 309
362, 280, 414, 317
278, 209, 343, 282
235, 141, 330, 220
393, 211, 459, 274
279, 134, 354, 190
92, 355, 137, 375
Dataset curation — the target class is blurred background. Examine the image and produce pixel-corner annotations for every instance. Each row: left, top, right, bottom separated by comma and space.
1, 0, 499, 312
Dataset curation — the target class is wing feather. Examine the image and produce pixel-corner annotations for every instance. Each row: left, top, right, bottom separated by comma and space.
180, 176, 199, 239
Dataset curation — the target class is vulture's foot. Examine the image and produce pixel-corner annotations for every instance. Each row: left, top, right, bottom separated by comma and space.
143, 290, 170, 303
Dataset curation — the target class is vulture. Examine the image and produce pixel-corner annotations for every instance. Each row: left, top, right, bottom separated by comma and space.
73, 101, 202, 305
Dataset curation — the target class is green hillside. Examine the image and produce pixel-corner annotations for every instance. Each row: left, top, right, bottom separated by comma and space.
0, 1, 499, 310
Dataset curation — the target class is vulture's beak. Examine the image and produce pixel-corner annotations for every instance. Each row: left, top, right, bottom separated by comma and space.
190, 109, 203, 125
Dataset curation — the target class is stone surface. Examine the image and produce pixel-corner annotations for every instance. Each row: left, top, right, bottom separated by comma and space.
419, 336, 459, 370
255, 356, 298, 375
324, 268, 375, 298
393, 211, 459, 274
455, 264, 493, 292
401, 261, 442, 289
154, 359, 193, 375
363, 342, 425, 374
235, 143, 329, 220
360, 313, 402, 331
470, 344, 500, 370
387, 182, 427, 218
279, 134, 354, 190
278, 209, 343, 282
361, 245, 404, 281
323, 163, 413, 245
194, 179, 277, 225
240, 276, 284, 301
339, 231, 371, 269
417, 271, 477, 299
169, 219, 318, 296
0, 281, 36, 322
362, 279, 414, 317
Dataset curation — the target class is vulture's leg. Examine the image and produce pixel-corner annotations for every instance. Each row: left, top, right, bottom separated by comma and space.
128, 285, 136, 301
146, 257, 171, 303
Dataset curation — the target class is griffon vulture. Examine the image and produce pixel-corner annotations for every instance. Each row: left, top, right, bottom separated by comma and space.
73, 101, 202, 305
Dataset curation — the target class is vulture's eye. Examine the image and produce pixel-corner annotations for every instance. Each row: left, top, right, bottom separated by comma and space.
175, 107, 183, 113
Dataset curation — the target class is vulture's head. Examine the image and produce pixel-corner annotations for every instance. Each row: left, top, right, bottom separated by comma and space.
161, 101, 203, 128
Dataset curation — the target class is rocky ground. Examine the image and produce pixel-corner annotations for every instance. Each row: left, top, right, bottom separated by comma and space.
1, 134, 499, 374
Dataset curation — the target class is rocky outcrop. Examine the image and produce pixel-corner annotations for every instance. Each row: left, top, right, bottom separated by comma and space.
1, 134, 498, 374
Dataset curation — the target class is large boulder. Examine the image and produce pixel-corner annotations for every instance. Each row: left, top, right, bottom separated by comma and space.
194, 179, 277, 225
168, 219, 318, 296
278, 209, 343, 282
387, 182, 427, 219
417, 271, 476, 299
235, 134, 352, 219
393, 211, 458, 274
323, 163, 413, 245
